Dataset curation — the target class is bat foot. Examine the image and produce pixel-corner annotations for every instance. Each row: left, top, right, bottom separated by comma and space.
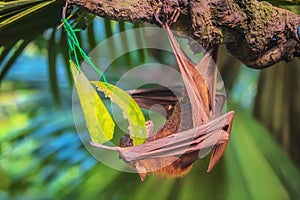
154, 3, 181, 28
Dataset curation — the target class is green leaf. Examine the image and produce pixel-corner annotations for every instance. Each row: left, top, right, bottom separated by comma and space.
70, 61, 115, 143
225, 107, 292, 199
91, 81, 147, 145
0, 166, 11, 190
232, 108, 300, 198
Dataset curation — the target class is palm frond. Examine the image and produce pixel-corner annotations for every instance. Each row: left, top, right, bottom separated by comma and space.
0, 0, 56, 30
0, 0, 63, 84
47, 28, 60, 106
0, 40, 29, 83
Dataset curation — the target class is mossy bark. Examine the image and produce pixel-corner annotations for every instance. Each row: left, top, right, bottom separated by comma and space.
69, 0, 300, 69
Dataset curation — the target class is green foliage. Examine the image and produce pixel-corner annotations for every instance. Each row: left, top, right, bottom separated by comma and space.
264, 0, 300, 6
0, 0, 56, 30
91, 81, 147, 145
1, 86, 299, 199
0, 0, 63, 91
231, 107, 300, 199
71, 61, 115, 144
263, 0, 300, 14
225, 107, 294, 199
0, 85, 113, 199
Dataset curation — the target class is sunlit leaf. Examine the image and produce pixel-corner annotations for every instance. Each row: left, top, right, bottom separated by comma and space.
91, 81, 147, 145
70, 61, 115, 143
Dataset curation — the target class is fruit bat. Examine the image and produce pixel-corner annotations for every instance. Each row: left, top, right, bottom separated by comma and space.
90, 8, 234, 181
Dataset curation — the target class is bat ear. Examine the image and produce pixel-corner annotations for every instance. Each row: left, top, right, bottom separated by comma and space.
126, 87, 180, 115
146, 120, 155, 137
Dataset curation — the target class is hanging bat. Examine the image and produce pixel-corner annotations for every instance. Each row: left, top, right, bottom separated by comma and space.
90, 8, 234, 181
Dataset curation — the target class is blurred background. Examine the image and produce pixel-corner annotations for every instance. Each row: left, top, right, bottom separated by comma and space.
1, 1, 300, 199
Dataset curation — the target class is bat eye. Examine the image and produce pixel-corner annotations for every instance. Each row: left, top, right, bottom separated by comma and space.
271, 36, 278, 42
268, 36, 278, 49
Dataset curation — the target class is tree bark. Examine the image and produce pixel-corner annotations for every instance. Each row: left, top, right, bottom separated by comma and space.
69, 0, 300, 69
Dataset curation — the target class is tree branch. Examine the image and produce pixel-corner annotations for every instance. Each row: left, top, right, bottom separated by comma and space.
69, 0, 300, 69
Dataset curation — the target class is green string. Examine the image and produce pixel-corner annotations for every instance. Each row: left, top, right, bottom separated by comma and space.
62, 18, 109, 87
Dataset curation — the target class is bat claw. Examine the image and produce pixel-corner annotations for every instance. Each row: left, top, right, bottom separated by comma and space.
206, 143, 228, 172
135, 163, 147, 181
207, 111, 234, 172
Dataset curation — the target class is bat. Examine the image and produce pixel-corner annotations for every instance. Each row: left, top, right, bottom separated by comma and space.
90, 7, 234, 181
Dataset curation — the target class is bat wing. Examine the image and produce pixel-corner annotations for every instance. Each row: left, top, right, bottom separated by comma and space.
215, 92, 227, 116
165, 26, 211, 124
90, 111, 234, 169
196, 47, 219, 117
195, 48, 233, 171
164, 25, 234, 172
126, 86, 182, 115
